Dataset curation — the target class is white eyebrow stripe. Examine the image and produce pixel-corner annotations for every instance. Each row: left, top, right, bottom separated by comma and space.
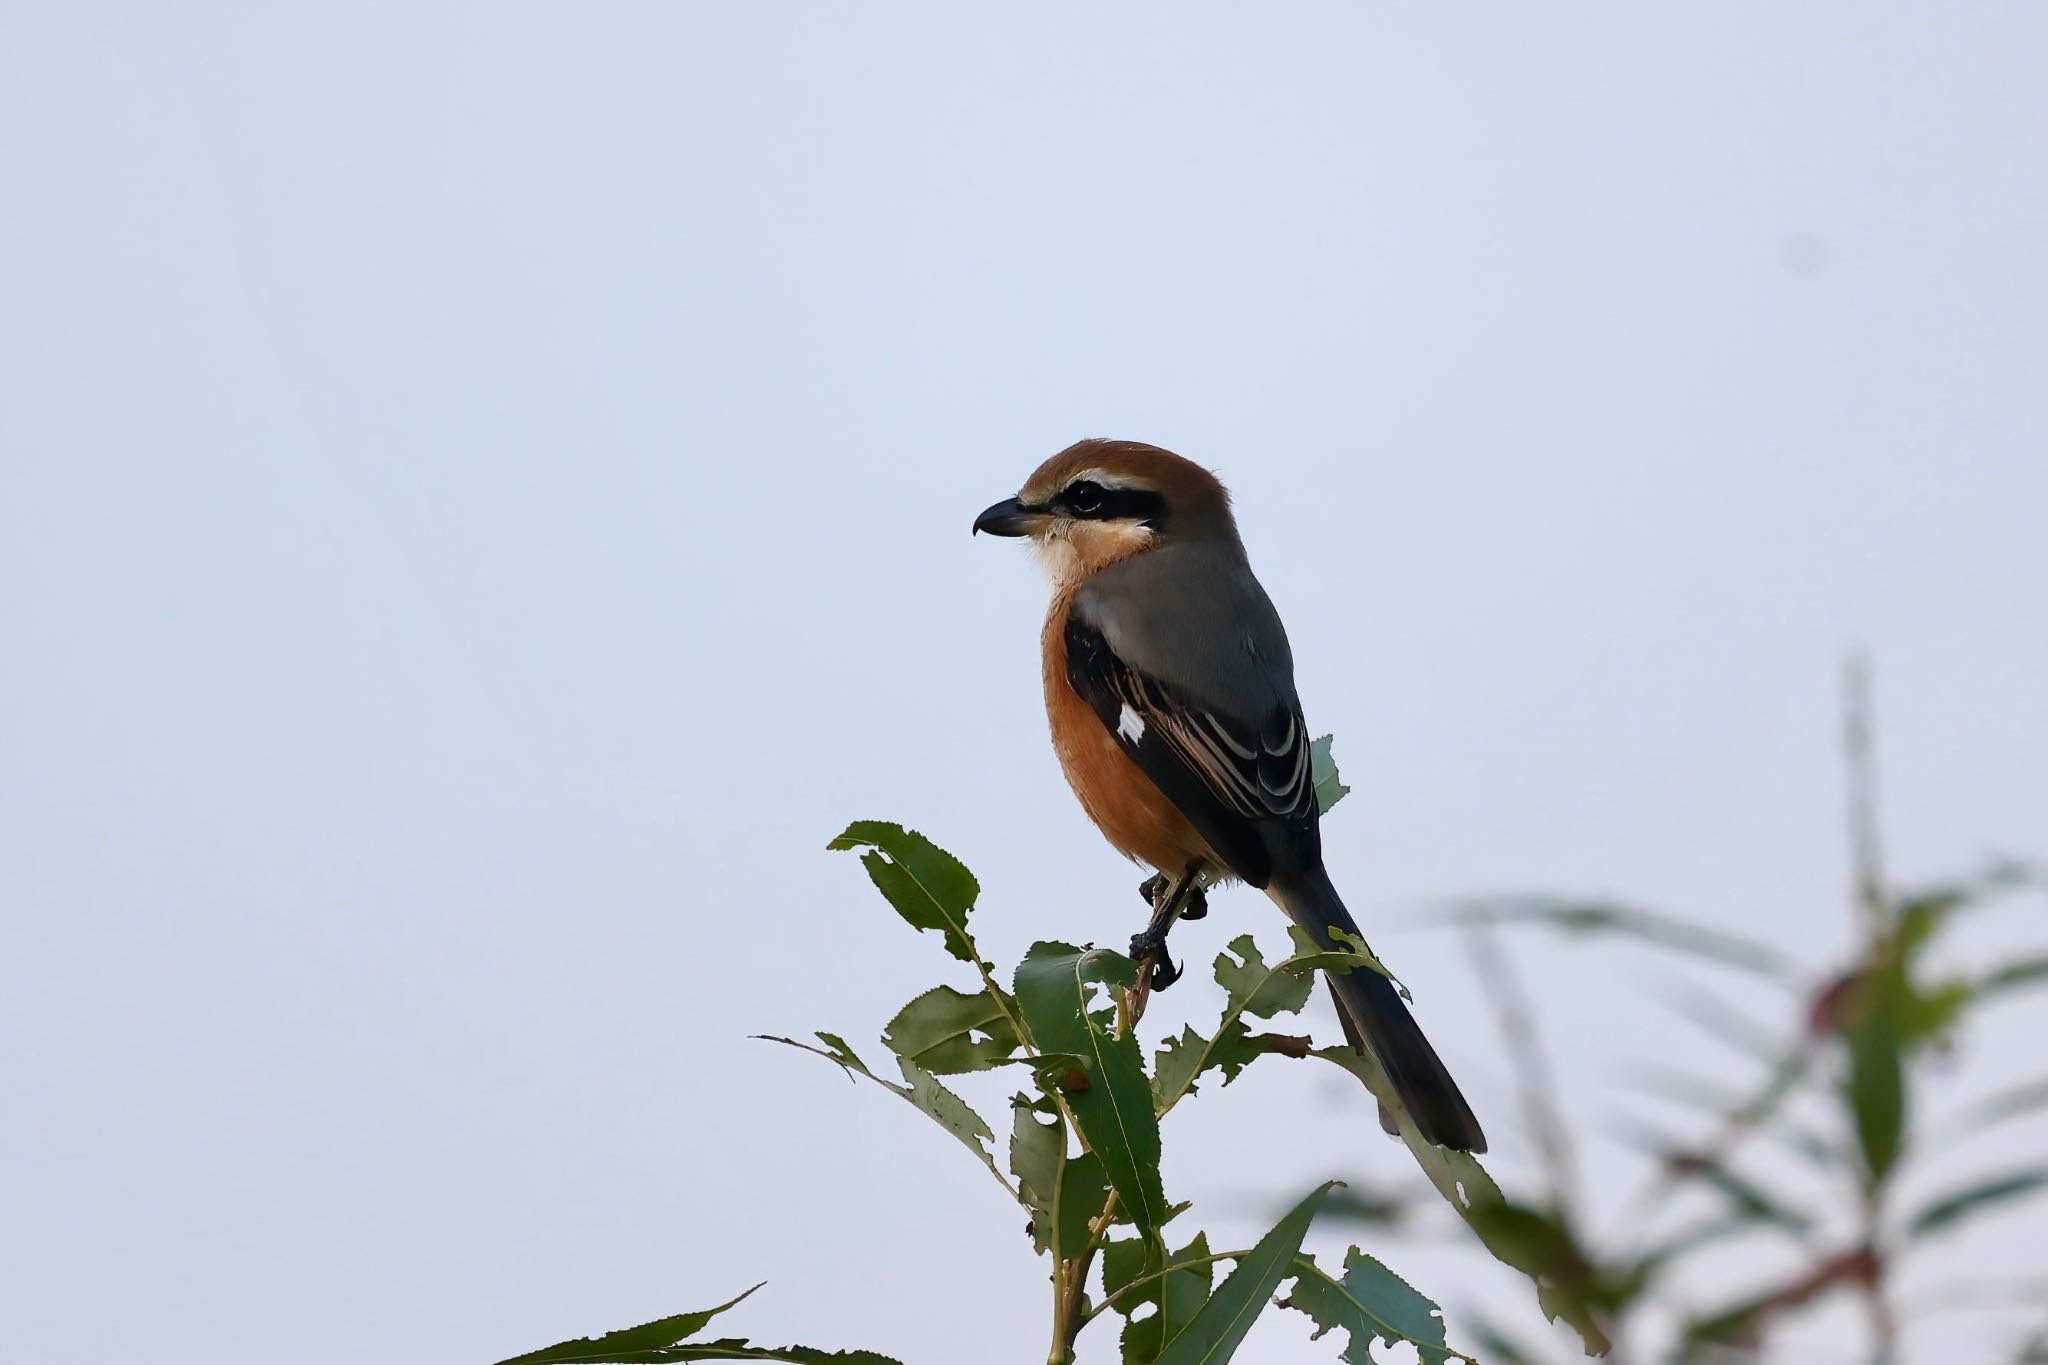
1064, 468, 1148, 491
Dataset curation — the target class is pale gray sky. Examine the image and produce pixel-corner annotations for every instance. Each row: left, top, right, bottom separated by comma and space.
2, 5, 2044, 1363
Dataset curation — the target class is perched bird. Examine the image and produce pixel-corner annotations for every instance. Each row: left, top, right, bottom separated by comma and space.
974, 438, 1486, 1153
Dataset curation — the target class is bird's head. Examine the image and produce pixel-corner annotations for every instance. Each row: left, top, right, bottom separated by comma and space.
974, 438, 1235, 587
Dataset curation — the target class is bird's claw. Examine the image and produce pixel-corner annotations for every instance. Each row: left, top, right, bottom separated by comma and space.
1130, 929, 1196, 994
1127, 928, 1182, 991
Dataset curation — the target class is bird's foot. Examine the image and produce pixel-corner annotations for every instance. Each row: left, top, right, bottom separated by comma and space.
1126, 928, 1183, 992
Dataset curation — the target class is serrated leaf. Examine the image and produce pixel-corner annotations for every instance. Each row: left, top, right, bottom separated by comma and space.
1013, 942, 1166, 1234
495, 1286, 763, 1363
1149, 1023, 1264, 1110
1311, 734, 1351, 815
1905, 1167, 2048, 1239
895, 1055, 995, 1160
828, 822, 981, 964
1215, 934, 1317, 1018
646, 1342, 902, 1363
1114, 1232, 1214, 1363
1312, 1045, 1612, 1356
757, 1033, 1004, 1188
1153, 932, 1386, 1116
1450, 897, 1803, 984
1154, 1183, 1337, 1365
883, 985, 1021, 1073
1059, 1150, 1111, 1254
1010, 1099, 1064, 1256
1281, 1246, 1467, 1364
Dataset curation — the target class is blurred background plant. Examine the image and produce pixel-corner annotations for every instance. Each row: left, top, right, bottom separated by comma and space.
1308, 660, 2048, 1363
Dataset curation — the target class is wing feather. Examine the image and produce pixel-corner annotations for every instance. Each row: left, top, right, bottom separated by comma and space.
1064, 610, 1318, 886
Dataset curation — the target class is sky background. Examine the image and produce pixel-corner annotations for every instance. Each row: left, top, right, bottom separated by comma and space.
3, 4, 2045, 1362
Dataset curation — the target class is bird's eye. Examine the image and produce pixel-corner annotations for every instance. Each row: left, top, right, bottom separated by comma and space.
1063, 480, 1106, 514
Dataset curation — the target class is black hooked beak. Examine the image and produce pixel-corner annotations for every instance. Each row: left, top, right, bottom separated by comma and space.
972, 496, 1039, 537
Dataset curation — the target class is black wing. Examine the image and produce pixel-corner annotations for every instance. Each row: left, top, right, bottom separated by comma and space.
1065, 610, 1320, 889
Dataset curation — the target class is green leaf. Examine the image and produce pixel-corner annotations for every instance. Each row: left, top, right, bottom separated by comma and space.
1610, 1125, 1814, 1236
1840, 969, 1908, 1185
1154, 1183, 1337, 1365
1980, 956, 2048, 1000
1012, 942, 1166, 1234
1010, 1098, 1065, 1256
882, 985, 1021, 1073
1311, 734, 1351, 815
1214, 934, 1318, 1018
1312, 1046, 1612, 1357
496, 1286, 763, 1363
1281, 1247, 1467, 1364
1450, 897, 1803, 983
1153, 930, 1385, 1115
1897, 975, 1974, 1045
828, 822, 981, 964
894, 1055, 996, 1162
756, 1033, 1004, 1188
640, 1345, 902, 1363
492, 1290, 904, 1364
1905, 1167, 2048, 1240
1104, 1232, 1214, 1363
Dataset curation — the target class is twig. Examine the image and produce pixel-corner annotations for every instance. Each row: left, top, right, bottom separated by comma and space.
1843, 653, 1888, 942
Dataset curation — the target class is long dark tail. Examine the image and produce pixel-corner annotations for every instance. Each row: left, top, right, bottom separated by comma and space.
1269, 867, 1487, 1154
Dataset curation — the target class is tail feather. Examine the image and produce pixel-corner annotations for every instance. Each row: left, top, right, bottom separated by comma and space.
1270, 869, 1487, 1154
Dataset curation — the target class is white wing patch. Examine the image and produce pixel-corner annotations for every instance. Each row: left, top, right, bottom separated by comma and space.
1117, 703, 1147, 743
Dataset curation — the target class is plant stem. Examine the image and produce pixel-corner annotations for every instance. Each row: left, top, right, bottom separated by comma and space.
1081, 1249, 1247, 1322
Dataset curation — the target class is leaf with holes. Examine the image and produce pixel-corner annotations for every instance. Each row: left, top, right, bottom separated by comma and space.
757, 1033, 1003, 1187
883, 985, 1021, 1073
1103, 1231, 1214, 1363
1311, 734, 1351, 815
1153, 930, 1388, 1115
1153, 1183, 1337, 1365
1281, 1246, 1468, 1364
829, 822, 982, 964
1013, 942, 1166, 1235
1313, 1045, 1612, 1356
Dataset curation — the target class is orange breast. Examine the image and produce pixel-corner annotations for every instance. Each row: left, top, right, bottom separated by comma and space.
1042, 592, 1219, 878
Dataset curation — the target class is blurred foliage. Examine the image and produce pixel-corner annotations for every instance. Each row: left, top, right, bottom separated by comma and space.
1390, 669, 2048, 1363
1441, 859, 2048, 1358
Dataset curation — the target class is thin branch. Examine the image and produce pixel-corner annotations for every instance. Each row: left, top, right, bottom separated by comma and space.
1843, 652, 1889, 942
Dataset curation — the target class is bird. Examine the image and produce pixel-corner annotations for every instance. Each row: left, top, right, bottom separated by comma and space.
973, 437, 1487, 1153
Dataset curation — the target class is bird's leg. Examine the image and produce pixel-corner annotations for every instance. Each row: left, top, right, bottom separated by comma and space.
1137, 871, 1206, 920
1129, 864, 1204, 991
